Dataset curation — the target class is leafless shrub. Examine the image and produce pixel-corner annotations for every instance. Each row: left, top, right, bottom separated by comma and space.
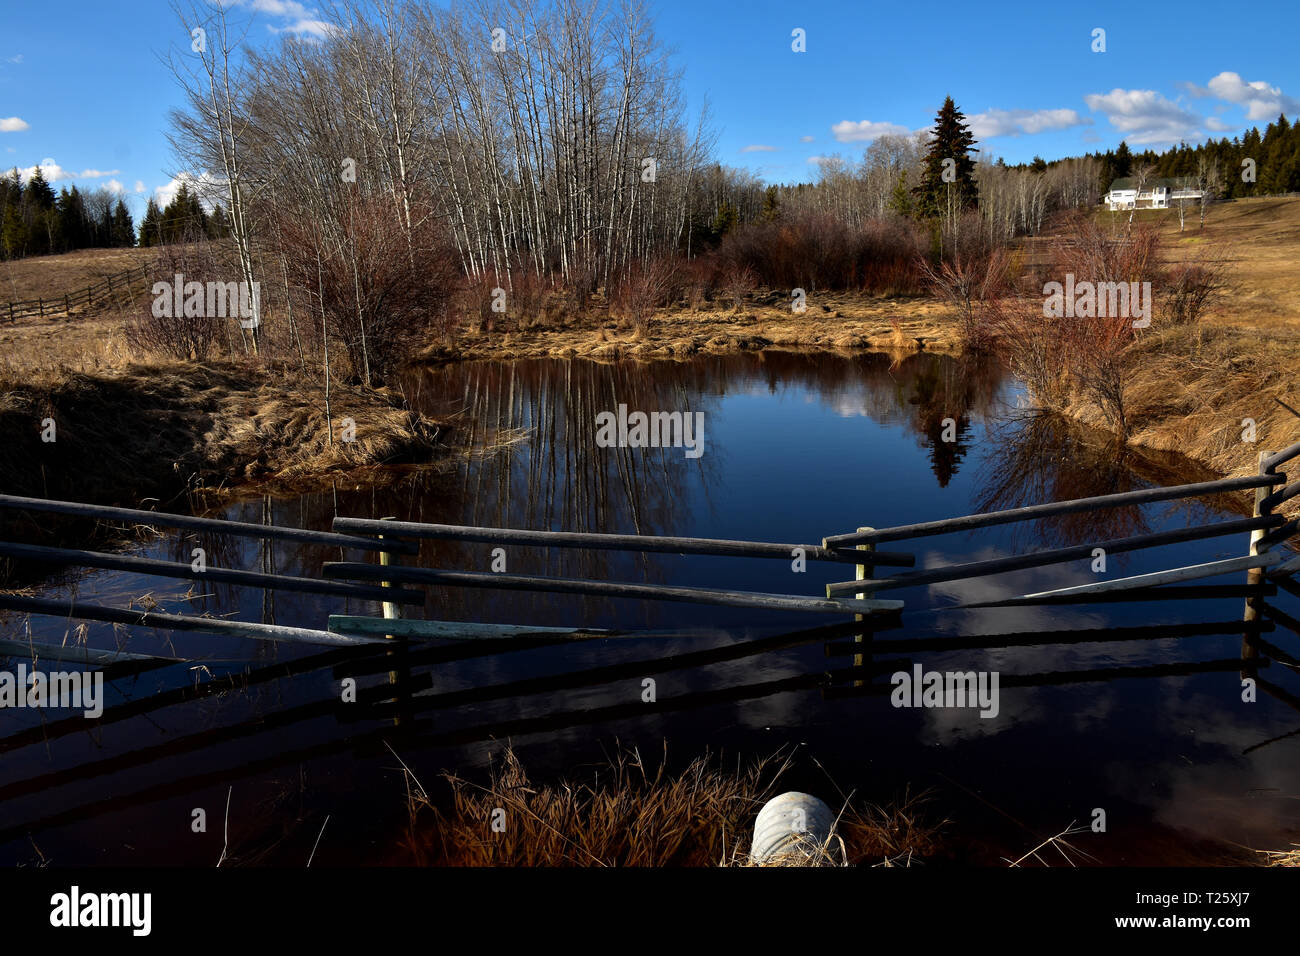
920, 214, 1013, 351
612, 258, 679, 334
1161, 254, 1231, 326
720, 263, 758, 311
716, 212, 927, 295
126, 242, 227, 361
276, 194, 459, 385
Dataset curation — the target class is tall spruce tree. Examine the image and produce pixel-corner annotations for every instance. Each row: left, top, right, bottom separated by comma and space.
913, 96, 979, 224
111, 199, 135, 247
138, 198, 162, 247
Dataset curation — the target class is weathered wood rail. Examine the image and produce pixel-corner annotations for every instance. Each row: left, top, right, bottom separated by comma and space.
1, 432, 1297, 657
0, 494, 415, 648
819, 444, 1299, 607
1, 263, 150, 322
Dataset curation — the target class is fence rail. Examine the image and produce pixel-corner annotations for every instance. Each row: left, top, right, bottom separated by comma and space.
2, 263, 151, 322
821, 473, 1285, 549
2, 430, 1297, 658
333, 517, 914, 566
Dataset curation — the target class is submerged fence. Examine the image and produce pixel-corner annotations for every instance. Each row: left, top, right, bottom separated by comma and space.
0, 433, 1297, 653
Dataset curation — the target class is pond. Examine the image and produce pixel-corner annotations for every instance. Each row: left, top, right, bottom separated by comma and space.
2, 350, 1297, 865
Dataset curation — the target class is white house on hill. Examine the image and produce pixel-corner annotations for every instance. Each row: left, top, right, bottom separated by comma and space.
1104, 176, 1203, 210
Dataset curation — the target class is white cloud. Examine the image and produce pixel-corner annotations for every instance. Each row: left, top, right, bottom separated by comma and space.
0, 116, 29, 133
741, 144, 778, 153
17, 158, 72, 182
1205, 116, 1234, 132
225, 0, 339, 38
269, 18, 337, 38
5, 55, 21, 65
15, 159, 134, 185
155, 171, 226, 210
246, 0, 312, 14
799, 135, 814, 143
830, 119, 912, 143
134, 180, 146, 193
967, 107, 1091, 139
1083, 88, 1201, 144
105, 179, 126, 194
1204, 71, 1300, 121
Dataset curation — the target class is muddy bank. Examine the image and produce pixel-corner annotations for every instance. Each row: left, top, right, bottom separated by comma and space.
0, 361, 445, 509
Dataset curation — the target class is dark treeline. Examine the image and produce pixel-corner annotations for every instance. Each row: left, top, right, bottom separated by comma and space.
992, 114, 1300, 201
137, 182, 231, 248
0, 168, 135, 259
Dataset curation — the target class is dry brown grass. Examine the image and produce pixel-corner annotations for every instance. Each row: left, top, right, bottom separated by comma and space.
418, 291, 956, 365
1261, 845, 1300, 866
0, 246, 155, 305
397, 745, 947, 867
1068, 322, 1300, 512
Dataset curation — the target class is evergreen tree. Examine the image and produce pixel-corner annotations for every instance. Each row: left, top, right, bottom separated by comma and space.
889, 170, 913, 217
711, 199, 737, 239
912, 96, 979, 223
138, 198, 163, 247
111, 199, 135, 247
26, 167, 56, 209
1113, 140, 1133, 178
56, 186, 88, 252
1, 202, 26, 259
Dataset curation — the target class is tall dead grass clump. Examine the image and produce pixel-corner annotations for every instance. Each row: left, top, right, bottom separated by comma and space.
399, 745, 947, 867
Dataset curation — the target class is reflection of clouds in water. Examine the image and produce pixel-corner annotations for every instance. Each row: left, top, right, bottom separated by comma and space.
1103, 679, 1300, 849
920, 545, 1105, 634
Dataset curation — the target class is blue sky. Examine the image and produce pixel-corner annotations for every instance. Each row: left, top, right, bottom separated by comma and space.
1, 0, 1296, 216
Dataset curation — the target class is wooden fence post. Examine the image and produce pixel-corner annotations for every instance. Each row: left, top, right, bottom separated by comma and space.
853, 527, 874, 688
378, 515, 407, 727
1244, 449, 1273, 668
378, 516, 403, 631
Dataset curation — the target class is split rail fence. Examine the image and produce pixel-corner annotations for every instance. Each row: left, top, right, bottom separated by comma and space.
2, 263, 150, 323
0, 437, 1296, 651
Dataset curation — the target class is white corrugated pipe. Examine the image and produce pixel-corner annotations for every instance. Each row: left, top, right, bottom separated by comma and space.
749, 791, 842, 866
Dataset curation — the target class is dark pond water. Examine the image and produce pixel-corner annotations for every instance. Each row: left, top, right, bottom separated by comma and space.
2, 350, 1298, 865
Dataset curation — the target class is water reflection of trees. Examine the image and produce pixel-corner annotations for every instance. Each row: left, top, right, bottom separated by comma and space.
973, 413, 1151, 551
729, 349, 1006, 488
973, 408, 1262, 553
189, 352, 1012, 630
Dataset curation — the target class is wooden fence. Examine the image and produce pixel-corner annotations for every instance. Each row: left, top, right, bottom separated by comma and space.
0, 434, 1297, 652
2, 263, 150, 322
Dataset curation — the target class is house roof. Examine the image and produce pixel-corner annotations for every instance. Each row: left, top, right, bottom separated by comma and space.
1107, 176, 1198, 192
